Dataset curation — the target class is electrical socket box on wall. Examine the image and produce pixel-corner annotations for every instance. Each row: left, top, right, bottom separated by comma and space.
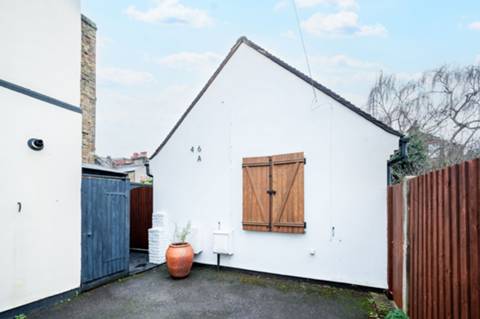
213, 230, 233, 255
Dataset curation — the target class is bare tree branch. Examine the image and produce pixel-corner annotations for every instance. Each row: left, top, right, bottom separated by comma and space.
366, 64, 480, 170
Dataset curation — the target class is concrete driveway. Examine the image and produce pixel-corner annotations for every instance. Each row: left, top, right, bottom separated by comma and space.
27, 265, 386, 319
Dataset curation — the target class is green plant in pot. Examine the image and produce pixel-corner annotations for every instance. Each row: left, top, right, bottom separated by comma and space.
165, 222, 194, 278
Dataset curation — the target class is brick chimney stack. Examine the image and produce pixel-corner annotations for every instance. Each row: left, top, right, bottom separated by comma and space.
80, 15, 97, 163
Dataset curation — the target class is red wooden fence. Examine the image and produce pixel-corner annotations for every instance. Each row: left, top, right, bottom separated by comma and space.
388, 158, 480, 319
130, 186, 153, 250
387, 182, 404, 309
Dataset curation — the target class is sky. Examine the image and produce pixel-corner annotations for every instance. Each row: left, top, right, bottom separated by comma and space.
81, 0, 480, 158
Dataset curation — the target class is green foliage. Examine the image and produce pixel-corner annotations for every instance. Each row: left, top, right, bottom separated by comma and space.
14, 315, 27, 319
173, 221, 191, 244
390, 132, 429, 184
385, 309, 409, 319
140, 177, 153, 185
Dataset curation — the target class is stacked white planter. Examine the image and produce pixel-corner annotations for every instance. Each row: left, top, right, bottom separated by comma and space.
148, 212, 169, 264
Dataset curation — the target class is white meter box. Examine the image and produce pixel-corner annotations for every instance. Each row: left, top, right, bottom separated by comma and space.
213, 230, 233, 255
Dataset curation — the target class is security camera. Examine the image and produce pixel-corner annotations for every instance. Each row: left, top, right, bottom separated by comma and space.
28, 138, 44, 151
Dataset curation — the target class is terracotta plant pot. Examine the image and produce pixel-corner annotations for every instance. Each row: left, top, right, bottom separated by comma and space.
165, 243, 194, 278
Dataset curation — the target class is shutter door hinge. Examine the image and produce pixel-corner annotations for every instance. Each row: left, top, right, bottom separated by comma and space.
304, 158, 307, 165
304, 222, 307, 229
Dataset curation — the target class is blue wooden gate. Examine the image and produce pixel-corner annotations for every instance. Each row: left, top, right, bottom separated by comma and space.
81, 165, 130, 288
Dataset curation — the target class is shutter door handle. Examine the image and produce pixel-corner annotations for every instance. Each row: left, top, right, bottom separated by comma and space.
266, 190, 276, 195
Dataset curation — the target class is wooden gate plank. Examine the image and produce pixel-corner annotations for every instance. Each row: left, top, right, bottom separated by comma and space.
450, 165, 461, 319
130, 186, 150, 250
444, 167, 453, 319
81, 175, 129, 286
438, 170, 445, 319
395, 183, 403, 308
459, 163, 470, 319
422, 174, 428, 319
388, 186, 393, 296
410, 178, 417, 319
387, 181, 405, 309
432, 171, 438, 319
468, 159, 479, 319
427, 172, 432, 319
407, 179, 414, 317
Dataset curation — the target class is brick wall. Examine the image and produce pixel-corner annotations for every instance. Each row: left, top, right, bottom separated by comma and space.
81, 15, 97, 163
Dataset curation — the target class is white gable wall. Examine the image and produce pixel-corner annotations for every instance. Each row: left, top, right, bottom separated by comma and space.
151, 43, 398, 288
0, 0, 82, 313
0, 0, 81, 105
0, 91, 82, 312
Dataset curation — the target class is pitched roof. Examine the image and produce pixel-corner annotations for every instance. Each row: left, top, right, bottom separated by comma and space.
150, 36, 402, 160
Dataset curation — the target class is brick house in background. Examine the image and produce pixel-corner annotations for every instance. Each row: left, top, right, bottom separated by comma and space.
81, 15, 96, 163
114, 152, 149, 183
95, 152, 150, 183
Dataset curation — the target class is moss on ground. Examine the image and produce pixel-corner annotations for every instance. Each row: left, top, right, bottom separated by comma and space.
198, 267, 384, 317
238, 274, 269, 287
368, 292, 395, 318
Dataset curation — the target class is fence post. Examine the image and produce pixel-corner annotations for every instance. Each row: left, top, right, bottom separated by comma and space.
402, 176, 414, 314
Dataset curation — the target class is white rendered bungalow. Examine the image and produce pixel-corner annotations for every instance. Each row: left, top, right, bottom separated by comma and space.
149, 37, 403, 289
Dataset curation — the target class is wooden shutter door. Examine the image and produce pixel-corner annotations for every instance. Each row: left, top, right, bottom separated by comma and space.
242, 156, 270, 232
271, 152, 305, 233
